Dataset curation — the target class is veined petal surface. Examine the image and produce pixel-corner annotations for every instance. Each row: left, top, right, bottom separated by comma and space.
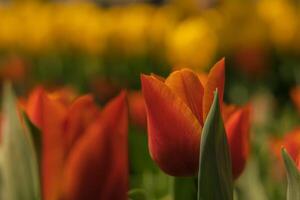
203, 58, 225, 121
62, 92, 128, 200
142, 75, 201, 176
165, 69, 204, 125
225, 106, 251, 179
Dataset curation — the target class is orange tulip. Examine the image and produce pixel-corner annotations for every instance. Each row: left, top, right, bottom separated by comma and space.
25, 87, 128, 200
141, 58, 251, 178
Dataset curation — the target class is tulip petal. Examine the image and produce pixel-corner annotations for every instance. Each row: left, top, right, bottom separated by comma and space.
151, 73, 165, 82
42, 98, 68, 200
203, 58, 225, 121
165, 69, 204, 125
26, 87, 47, 128
141, 74, 201, 176
47, 87, 77, 106
225, 106, 251, 179
197, 73, 208, 87
64, 95, 100, 153
26, 87, 70, 200
63, 92, 128, 200
222, 104, 238, 123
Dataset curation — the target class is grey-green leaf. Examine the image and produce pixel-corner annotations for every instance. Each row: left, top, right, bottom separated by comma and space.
282, 148, 300, 200
0, 83, 41, 200
197, 90, 233, 200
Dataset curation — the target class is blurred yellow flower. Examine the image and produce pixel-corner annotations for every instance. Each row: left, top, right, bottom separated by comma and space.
108, 5, 153, 56
166, 17, 218, 71
257, 0, 297, 49
53, 3, 107, 54
0, 1, 299, 60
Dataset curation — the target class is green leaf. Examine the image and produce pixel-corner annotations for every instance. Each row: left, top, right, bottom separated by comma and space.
197, 90, 233, 200
0, 83, 41, 200
282, 148, 300, 200
173, 177, 197, 200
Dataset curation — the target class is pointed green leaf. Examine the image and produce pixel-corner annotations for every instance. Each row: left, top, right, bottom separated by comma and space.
197, 90, 233, 200
282, 148, 300, 200
173, 177, 197, 200
0, 83, 41, 200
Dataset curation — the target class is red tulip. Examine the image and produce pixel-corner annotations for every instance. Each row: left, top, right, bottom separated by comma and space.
0, 55, 27, 83
272, 128, 300, 163
26, 87, 128, 200
141, 58, 251, 178
270, 128, 300, 177
128, 91, 147, 129
233, 45, 269, 78
224, 104, 251, 179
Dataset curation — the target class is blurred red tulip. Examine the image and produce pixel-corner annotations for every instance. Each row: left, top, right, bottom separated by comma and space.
128, 91, 147, 129
89, 78, 120, 102
272, 128, 300, 163
224, 104, 251, 179
141, 58, 251, 178
25, 87, 128, 200
270, 128, 300, 177
47, 87, 77, 106
0, 55, 27, 83
233, 45, 268, 78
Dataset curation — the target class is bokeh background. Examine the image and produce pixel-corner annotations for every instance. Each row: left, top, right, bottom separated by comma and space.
1, 0, 300, 199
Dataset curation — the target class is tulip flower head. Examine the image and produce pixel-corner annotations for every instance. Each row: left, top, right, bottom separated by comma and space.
25, 87, 128, 200
141, 59, 251, 179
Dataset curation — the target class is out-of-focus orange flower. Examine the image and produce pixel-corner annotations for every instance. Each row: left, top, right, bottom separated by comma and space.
25, 87, 128, 200
128, 91, 147, 129
0, 55, 27, 82
89, 78, 120, 103
291, 87, 300, 114
46, 87, 77, 106
141, 59, 251, 178
233, 45, 269, 77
